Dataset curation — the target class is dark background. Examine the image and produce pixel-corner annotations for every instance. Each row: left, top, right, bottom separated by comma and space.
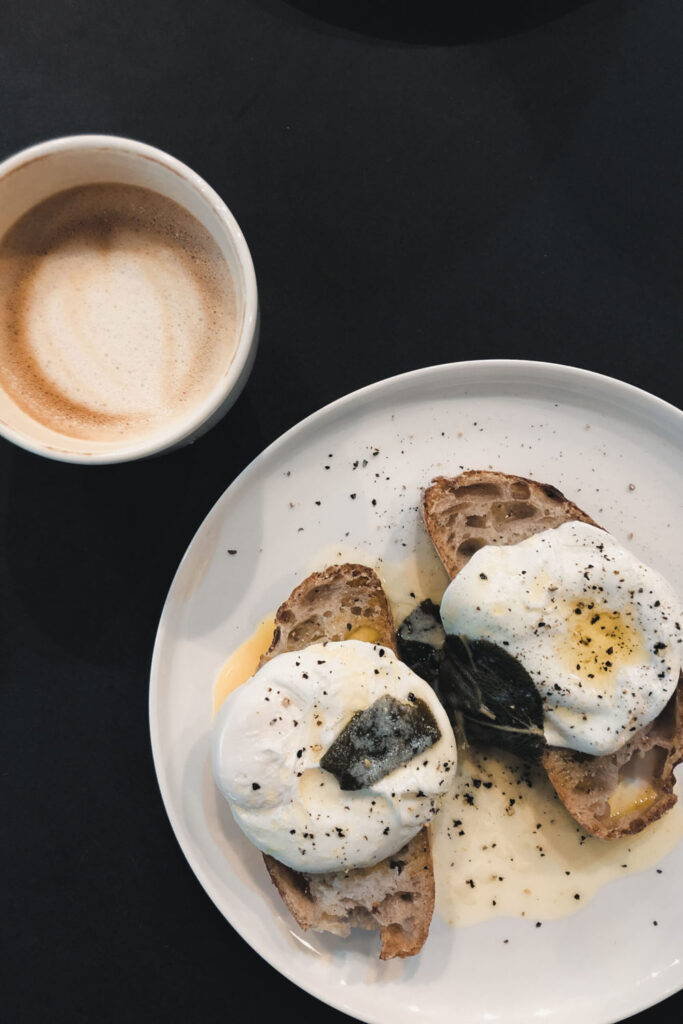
2, 1, 682, 1021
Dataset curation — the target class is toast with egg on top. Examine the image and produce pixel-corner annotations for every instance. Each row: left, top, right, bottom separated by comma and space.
259, 563, 436, 960
422, 470, 683, 840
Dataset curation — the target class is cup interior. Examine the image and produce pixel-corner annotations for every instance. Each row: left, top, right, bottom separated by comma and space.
0, 137, 257, 462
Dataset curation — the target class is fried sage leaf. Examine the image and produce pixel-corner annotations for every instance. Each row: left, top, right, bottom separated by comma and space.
320, 693, 441, 790
396, 598, 445, 688
397, 601, 546, 763
439, 636, 546, 762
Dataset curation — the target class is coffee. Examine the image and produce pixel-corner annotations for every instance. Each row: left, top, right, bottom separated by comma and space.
0, 183, 238, 443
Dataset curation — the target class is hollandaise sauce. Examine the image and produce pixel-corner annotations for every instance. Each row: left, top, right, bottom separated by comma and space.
431, 747, 682, 927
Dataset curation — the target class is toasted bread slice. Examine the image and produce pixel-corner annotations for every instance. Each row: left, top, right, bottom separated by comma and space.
259, 563, 435, 960
263, 827, 432, 959
423, 470, 683, 840
260, 563, 397, 665
423, 470, 598, 579
542, 687, 683, 838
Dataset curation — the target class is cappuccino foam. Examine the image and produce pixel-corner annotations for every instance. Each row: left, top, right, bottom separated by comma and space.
0, 184, 238, 443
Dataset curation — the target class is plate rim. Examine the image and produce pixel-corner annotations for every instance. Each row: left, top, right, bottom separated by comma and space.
149, 358, 683, 1024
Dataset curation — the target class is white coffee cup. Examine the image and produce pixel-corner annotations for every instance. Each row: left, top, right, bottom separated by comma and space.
0, 135, 258, 463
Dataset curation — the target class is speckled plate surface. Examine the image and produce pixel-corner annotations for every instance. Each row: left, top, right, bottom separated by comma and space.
150, 360, 683, 1024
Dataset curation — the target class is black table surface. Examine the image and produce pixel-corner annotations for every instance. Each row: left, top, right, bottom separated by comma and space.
2, 2, 682, 1021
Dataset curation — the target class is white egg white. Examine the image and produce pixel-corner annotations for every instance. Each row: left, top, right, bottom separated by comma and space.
212, 639, 457, 872
440, 521, 682, 756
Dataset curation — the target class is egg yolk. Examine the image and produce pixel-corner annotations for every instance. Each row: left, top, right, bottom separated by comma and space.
213, 617, 276, 715
346, 624, 384, 644
558, 600, 648, 688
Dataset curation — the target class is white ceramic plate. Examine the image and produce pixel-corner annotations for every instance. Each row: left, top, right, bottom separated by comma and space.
150, 361, 683, 1024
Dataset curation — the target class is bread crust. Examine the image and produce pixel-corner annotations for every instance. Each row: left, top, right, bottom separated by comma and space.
423, 470, 683, 840
258, 563, 435, 959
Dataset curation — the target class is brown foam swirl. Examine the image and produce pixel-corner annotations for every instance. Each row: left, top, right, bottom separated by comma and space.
0, 184, 238, 442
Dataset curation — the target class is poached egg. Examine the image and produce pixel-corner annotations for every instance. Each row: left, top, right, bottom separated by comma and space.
440, 521, 682, 756
212, 639, 457, 872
